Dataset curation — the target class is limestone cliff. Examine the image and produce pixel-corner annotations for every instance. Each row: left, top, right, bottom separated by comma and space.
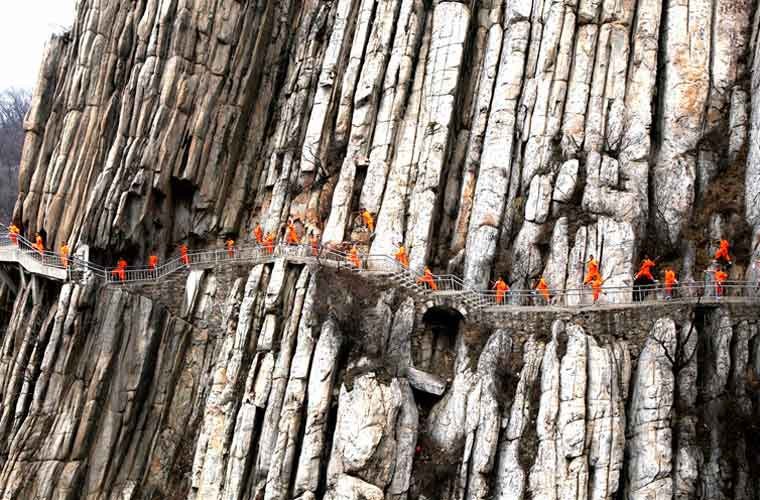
1, 0, 759, 498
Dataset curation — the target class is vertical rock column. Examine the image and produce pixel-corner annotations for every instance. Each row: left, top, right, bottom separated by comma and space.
651, 0, 711, 248
322, 0, 403, 243
405, 1, 470, 272
464, 0, 532, 287
625, 318, 676, 499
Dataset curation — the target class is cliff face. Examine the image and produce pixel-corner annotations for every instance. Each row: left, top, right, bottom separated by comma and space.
1, 0, 760, 498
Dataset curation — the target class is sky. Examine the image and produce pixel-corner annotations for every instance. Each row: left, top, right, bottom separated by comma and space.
0, 0, 77, 91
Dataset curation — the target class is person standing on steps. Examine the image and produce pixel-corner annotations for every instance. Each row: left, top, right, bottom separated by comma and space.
254, 222, 264, 245
287, 220, 300, 245
59, 243, 70, 269
591, 275, 605, 303
714, 239, 732, 265
180, 244, 190, 267
664, 268, 678, 299
148, 254, 159, 272
418, 267, 438, 290
8, 223, 19, 245
348, 245, 361, 268
535, 277, 550, 304
361, 208, 374, 233
493, 277, 509, 304
395, 245, 409, 269
583, 255, 600, 285
263, 232, 276, 254
226, 238, 236, 258
34, 234, 45, 256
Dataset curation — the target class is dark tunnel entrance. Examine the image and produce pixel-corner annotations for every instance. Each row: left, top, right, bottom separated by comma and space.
413, 306, 464, 383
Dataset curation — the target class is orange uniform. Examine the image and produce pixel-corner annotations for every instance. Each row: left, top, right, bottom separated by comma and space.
180, 244, 190, 266
361, 210, 374, 232
536, 278, 550, 302
59, 244, 70, 268
264, 233, 276, 254
395, 246, 409, 269
584, 258, 600, 285
226, 239, 236, 257
111, 258, 127, 281
591, 276, 603, 302
417, 267, 438, 290
635, 259, 656, 281
348, 246, 361, 268
714, 240, 731, 263
149, 255, 159, 270
714, 270, 728, 296
287, 223, 299, 245
35, 235, 44, 255
664, 270, 678, 296
8, 224, 19, 245
310, 234, 319, 256
493, 278, 510, 304
254, 223, 264, 244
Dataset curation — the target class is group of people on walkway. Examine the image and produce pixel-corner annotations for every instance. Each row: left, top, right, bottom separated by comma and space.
6, 224, 72, 271
3, 218, 747, 303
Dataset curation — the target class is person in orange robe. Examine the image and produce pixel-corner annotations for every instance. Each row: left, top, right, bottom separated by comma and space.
59, 243, 70, 269
714, 269, 728, 297
635, 257, 656, 281
395, 245, 409, 269
148, 255, 159, 271
591, 275, 604, 302
111, 258, 127, 281
254, 223, 264, 245
8, 224, 19, 245
714, 239, 731, 265
417, 267, 438, 290
361, 209, 374, 232
180, 244, 190, 266
584, 255, 600, 285
493, 278, 510, 304
226, 239, 236, 257
287, 222, 299, 245
35, 234, 44, 255
263, 233, 276, 254
536, 277, 550, 303
664, 269, 678, 299
348, 246, 361, 268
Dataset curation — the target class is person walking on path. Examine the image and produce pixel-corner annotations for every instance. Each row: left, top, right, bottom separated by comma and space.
180, 244, 190, 266
418, 267, 438, 290
59, 243, 70, 269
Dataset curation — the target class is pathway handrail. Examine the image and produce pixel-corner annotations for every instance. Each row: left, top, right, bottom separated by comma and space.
2, 229, 759, 311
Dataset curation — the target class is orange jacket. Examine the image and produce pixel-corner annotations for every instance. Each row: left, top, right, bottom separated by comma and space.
362, 211, 374, 231
287, 224, 299, 244
395, 246, 409, 268
664, 270, 677, 287
254, 224, 264, 244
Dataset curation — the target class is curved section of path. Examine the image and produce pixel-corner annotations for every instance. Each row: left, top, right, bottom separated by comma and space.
1, 225, 758, 314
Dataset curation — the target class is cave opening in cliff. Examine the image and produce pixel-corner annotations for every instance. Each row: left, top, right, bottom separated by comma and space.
413, 306, 463, 385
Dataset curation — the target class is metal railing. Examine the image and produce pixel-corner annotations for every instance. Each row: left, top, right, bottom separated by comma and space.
1, 224, 759, 312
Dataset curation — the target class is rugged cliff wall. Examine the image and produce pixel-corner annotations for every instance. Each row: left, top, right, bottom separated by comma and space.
1, 0, 760, 498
